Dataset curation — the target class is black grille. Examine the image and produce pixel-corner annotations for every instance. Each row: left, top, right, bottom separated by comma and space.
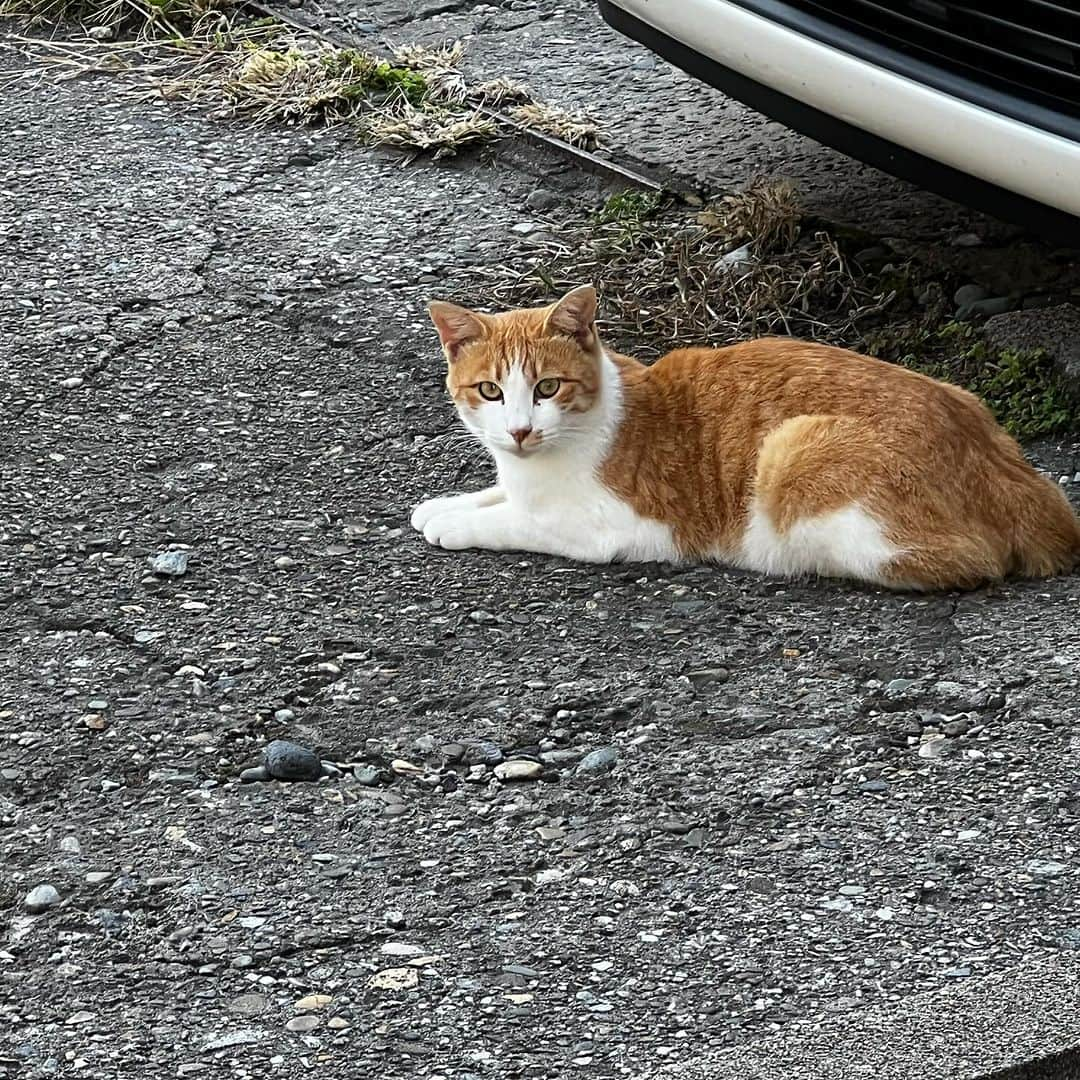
781, 1, 1080, 120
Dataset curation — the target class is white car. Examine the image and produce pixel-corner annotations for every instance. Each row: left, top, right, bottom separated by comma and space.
599, 0, 1080, 235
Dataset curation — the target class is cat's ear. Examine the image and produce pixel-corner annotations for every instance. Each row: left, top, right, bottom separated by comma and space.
428, 301, 486, 362
544, 285, 598, 350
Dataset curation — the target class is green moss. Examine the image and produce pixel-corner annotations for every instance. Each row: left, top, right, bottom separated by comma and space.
320, 50, 429, 104
870, 319, 1074, 440
595, 189, 663, 227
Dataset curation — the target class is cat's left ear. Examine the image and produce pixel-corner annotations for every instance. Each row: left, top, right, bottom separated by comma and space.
428, 300, 487, 362
544, 285, 598, 351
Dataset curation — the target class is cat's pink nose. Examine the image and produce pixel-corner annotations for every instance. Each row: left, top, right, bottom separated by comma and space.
509, 427, 532, 447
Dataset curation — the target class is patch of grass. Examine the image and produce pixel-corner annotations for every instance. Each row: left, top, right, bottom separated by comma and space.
595, 189, 663, 228
508, 101, 600, 150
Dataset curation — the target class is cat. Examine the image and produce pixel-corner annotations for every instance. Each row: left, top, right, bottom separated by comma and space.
411, 285, 1080, 591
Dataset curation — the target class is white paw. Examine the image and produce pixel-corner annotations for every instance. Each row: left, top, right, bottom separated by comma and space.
411, 496, 459, 532
422, 510, 494, 551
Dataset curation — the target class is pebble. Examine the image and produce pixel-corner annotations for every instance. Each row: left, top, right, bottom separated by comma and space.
494, 760, 543, 782
60, 836, 81, 855
274, 556, 298, 569
264, 740, 323, 781
685, 667, 730, 688
151, 550, 189, 577
370, 967, 418, 990
85, 872, 111, 884
295, 994, 333, 1011
577, 747, 618, 774
239, 765, 270, 783
953, 283, 988, 307
384, 909, 407, 929
1027, 859, 1067, 877
227, 993, 269, 1016
24, 884, 61, 914
61, 375, 84, 389
859, 779, 889, 793
353, 765, 381, 786
465, 741, 503, 767
327, 1017, 350, 1030
382, 942, 424, 957
286, 1015, 320, 1033
838, 885, 865, 896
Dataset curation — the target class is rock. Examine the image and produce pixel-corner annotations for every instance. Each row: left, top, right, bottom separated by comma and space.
239, 765, 269, 783
381, 942, 424, 957
201, 1031, 265, 1051
320, 762, 342, 778
1027, 858, 1067, 877
384, 909, 407, 929
286, 1015, 320, 1033
391, 759, 424, 775
494, 760, 543, 782
151, 550, 189, 577
227, 993, 269, 1016
65, 1010, 95, 1025
264, 740, 323, 782
440, 742, 466, 763
327, 1017, 350, 1030
59, 836, 81, 855
685, 667, 729, 689
859, 779, 889, 793
719, 243, 753, 271
982, 303, 1080, 403
967, 296, 1016, 319
465, 741, 503, 767
274, 555, 298, 569
510, 221, 540, 235
370, 967, 419, 990
295, 994, 333, 1011
951, 232, 983, 247
839, 884, 866, 896
953, 283, 988, 307
24, 884, 61, 914
85, 871, 111, 884
353, 765, 381, 786
524, 189, 559, 212
577, 747, 618, 774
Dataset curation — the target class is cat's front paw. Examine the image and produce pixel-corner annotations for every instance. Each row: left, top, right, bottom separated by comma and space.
422, 510, 482, 551
411, 496, 458, 532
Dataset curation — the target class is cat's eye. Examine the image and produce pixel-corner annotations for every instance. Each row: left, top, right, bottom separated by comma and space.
477, 381, 502, 401
535, 378, 561, 399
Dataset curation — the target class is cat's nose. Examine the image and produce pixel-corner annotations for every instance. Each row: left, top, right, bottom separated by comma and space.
509, 427, 532, 447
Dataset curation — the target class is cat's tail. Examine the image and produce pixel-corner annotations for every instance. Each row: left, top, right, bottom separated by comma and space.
1006, 464, 1080, 579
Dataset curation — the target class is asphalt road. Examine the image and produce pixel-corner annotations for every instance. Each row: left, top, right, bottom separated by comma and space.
2, 16, 1080, 1080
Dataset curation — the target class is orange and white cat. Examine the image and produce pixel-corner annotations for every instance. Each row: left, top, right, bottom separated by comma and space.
411, 285, 1080, 590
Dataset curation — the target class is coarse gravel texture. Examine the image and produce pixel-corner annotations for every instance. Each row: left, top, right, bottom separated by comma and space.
3, 32, 1080, 1080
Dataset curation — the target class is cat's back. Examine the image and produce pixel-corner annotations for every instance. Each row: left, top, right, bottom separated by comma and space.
646, 336, 989, 433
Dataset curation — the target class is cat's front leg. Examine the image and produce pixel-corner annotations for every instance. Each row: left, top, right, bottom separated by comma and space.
422, 503, 613, 562
410, 486, 505, 531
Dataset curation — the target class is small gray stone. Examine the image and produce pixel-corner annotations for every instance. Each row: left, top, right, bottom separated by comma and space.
286, 1015, 320, 1033
953, 283, 988, 307
859, 779, 889, 793
1027, 858, 1067, 877
59, 836, 81, 855
151, 550, 189, 577
577, 747, 618, 774
960, 296, 1015, 320
264, 740, 323, 782
494, 760, 543, 782
686, 668, 730, 689
353, 765, 381, 786
25, 884, 61, 914
239, 765, 270, 783
465, 741, 503, 767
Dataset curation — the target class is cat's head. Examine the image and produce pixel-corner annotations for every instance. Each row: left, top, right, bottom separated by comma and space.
427, 285, 605, 458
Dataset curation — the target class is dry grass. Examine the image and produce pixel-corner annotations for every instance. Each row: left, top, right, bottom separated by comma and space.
6, 13, 603, 160
0, 0, 232, 37
469, 180, 895, 358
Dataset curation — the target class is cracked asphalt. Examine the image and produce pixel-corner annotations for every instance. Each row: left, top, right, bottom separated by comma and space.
2, 12, 1080, 1080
